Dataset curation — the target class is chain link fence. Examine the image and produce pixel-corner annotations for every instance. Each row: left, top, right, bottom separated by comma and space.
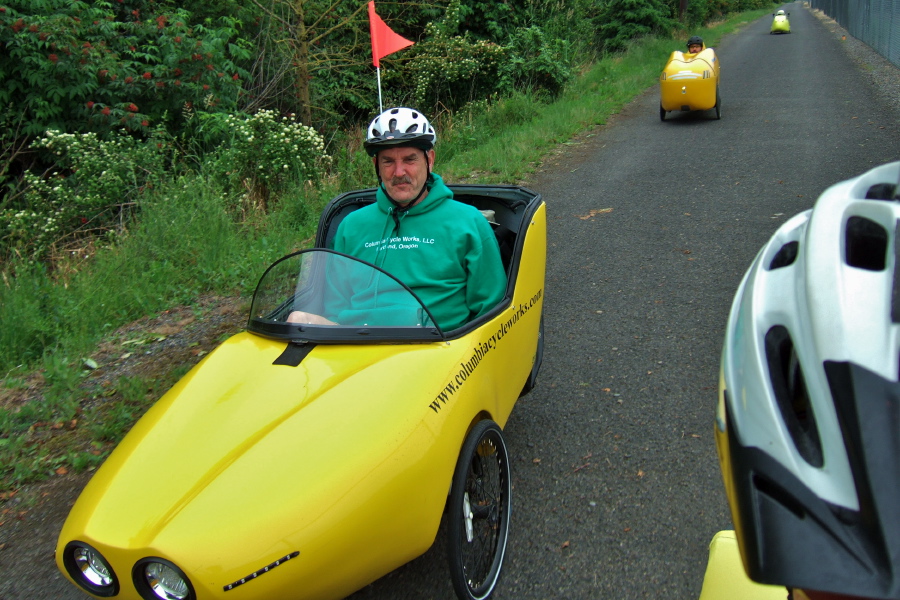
809, 0, 899, 68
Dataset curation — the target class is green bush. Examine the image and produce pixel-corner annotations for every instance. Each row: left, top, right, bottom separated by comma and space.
0, 128, 173, 260
595, 0, 675, 53
400, 0, 507, 112
0, 0, 251, 136
499, 26, 573, 97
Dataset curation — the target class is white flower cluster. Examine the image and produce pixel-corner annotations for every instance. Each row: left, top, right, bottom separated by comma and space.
0, 129, 169, 258
219, 110, 329, 191
413, 36, 505, 107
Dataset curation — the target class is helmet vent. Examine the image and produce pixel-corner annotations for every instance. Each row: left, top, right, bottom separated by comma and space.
765, 326, 824, 468
752, 474, 805, 520
845, 216, 887, 271
768, 241, 799, 270
864, 183, 898, 200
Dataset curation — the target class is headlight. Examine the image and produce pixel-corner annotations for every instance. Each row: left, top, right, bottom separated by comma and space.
133, 558, 196, 600
62, 541, 119, 597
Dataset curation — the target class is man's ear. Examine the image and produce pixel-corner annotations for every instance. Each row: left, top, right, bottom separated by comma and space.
426, 149, 436, 170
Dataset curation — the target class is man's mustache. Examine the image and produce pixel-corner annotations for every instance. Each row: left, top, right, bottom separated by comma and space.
390, 176, 413, 186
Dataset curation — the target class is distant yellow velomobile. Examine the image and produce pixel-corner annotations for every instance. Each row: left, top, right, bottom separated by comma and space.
660, 43, 721, 121
771, 9, 791, 34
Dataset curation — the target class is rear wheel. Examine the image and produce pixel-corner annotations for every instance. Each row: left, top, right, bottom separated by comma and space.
714, 87, 721, 120
447, 420, 511, 600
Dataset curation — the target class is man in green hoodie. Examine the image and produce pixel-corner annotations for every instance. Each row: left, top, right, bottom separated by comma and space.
289, 107, 507, 331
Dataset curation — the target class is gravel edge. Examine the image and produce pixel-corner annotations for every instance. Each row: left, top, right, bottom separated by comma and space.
809, 4, 900, 118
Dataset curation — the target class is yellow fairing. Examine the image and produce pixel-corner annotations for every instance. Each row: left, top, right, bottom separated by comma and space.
660, 48, 720, 112
698, 531, 786, 600
57, 204, 546, 600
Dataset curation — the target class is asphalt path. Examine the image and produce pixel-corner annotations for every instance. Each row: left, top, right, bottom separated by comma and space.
350, 4, 900, 599
7, 3, 900, 600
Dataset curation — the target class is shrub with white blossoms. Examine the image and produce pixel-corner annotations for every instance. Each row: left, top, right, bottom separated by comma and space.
394, 0, 507, 112
0, 129, 171, 259
207, 110, 330, 211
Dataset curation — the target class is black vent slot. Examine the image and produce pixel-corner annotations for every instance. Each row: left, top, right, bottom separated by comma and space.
769, 241, 799, 270
845, 216, 887, 271
865, 183, 898, 200
753, 473, 806, 520
765, 326, 824, 467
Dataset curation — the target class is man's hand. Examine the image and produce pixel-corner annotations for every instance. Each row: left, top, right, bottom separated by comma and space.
286, 311, 338, 326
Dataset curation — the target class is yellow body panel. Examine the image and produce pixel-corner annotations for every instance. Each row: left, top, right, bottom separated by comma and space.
57, 203, 546, 600
660, 48, 720, 112
698, 531, 787, 600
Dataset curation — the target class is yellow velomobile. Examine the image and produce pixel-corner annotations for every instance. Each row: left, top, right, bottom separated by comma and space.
659, 43, 721, 121
770, 10, 791, 34
56, 185, 546, 600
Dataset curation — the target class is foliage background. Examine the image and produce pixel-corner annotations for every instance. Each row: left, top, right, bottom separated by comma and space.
0, 0, 780, 368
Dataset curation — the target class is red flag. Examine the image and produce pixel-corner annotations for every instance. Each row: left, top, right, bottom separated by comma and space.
368, 1, 413, 68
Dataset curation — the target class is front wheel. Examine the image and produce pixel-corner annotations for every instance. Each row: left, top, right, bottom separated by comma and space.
447, 420, 511, 600
714, 87, 721, 120
659, 105, 667, 121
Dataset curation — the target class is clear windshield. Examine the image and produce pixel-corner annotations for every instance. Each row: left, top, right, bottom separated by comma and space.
247, 250, 443, 342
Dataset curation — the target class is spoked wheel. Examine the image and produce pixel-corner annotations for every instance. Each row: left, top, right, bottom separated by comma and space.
447, 420, 511, 600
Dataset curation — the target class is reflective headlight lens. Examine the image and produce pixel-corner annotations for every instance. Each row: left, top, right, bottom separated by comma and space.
62, 542, 119, 597
145, 562, 188, 599
133, 558, 195, 600
75, 546, 113, 586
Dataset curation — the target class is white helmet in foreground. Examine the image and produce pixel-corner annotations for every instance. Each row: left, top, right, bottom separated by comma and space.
717, 161, 900, 598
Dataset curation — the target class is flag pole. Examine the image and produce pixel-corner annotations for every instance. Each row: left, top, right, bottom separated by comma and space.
377, 66, 383, 114
368, 1, 413, 115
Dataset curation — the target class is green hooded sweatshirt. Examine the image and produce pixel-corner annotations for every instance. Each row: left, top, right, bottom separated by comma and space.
331, 173, 507, 330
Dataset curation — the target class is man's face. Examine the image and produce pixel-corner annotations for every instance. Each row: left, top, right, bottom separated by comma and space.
688, 44, 702, 53
376, 146, 434, 206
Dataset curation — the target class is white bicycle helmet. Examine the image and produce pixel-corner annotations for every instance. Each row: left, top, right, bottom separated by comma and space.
717, 161, 900, 598
363, 107, 436, 156
776, 9, 786, 16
